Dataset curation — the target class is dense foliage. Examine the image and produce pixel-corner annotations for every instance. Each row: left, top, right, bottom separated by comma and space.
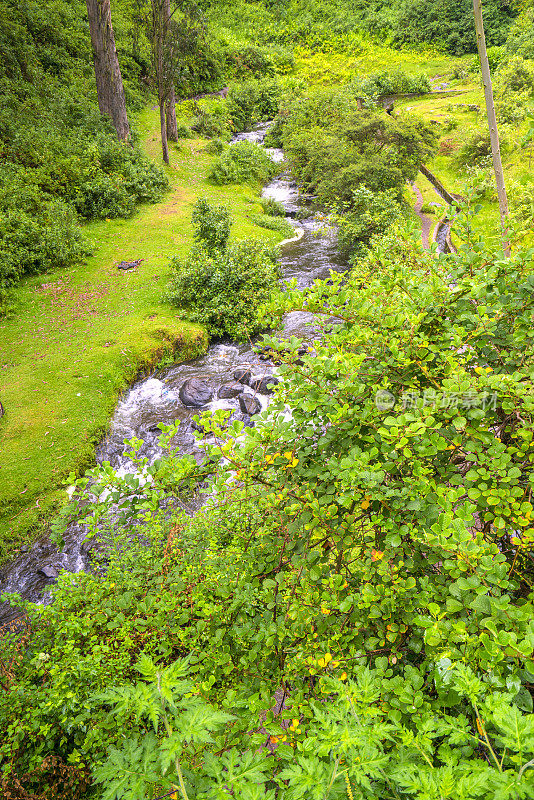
207, 0, 518, 56
209, 139, 279, 185
271, 88, 434, 206
166, 197, 280, 339
0, 0, 169, 301
4, 212, 534, 797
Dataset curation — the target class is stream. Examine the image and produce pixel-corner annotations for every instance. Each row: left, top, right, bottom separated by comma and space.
0, 124, 348, 625
0, 123, 453, 625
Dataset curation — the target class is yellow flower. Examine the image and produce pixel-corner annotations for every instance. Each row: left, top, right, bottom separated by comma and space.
324, 653, 332, 664
340, 672, 348, 680
284, 451, 293, 459
361, 495, 371, 509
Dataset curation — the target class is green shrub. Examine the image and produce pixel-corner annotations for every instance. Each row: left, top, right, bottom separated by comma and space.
335, 186, 403, 253
0, 200, 88, 288
260, 196, 286, 216
505, 7, 534, 61
391, 0, 517, 55
249, 212, 294, 237
209, 140, 278, 185
227, 78, 282, 131
166, 238, 280, 340
352, 68, 430, 98
191, 97, 232, 139
278, 94, 434, 205
176, 122, 193, 138
457, 130, 511, 167
191, 197, 231, 254
494, 55, 534, 124
203, 137, 225, 154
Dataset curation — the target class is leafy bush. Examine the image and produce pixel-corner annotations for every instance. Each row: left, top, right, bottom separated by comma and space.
505, 7, 534, 61
222, 41, 294, 78
166, 238, 280, 339
0, 200, 88, 289
176, 122, 193, 138
249, 212, 294, 237
203, 137, 226, 154
457, 130, 510, 168
335, 186, 403, 253
352, 68, 430, 98
166, 198, 279, 339
391, 0, 517, 55
191, 97, 233, 139
494, 55, 534, 124
276, 90, 434, 205
227, 77, 282, 131
191, 197, 231, 253
209, 140, 279, 185
260, 196, 286, 216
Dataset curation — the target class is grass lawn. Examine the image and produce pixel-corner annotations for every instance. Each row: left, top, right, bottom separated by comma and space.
396, 78, 533, 250
0, 106, 286, 562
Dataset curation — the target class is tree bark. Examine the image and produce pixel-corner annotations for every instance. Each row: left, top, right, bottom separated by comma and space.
86, 0, 130, 141
166, 85, 178, 141
472, 0, 511, 256
163, 0, 178, 141
159, 100, 169, 165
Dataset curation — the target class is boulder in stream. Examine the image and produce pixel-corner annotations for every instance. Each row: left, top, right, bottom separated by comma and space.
38, 565, 58, 581
179, 378, 213, 407
239, 394, 262, 416
233, 369, 251, 385
250, 375, 279, 395
218, 382, 245, 399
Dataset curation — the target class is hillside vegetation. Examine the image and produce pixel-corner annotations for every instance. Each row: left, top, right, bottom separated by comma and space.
2, 1, 534, 799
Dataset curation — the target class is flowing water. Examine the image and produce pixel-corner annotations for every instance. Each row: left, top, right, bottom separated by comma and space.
0, 125, 347, 624
0, 124, 453, 624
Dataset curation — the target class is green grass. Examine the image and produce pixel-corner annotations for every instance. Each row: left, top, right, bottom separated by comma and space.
396, 78, 533, 249
294, 42, 455, 87
0, 107, 286, 562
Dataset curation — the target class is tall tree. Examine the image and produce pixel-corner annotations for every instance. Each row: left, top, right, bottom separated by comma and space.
150, 0, 178, 163
86, 0, 130, 141
472, 0, 511, 256
164, 0, 178, 142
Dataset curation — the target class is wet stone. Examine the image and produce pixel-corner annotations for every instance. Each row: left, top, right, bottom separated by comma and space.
239, 394, 262, 416
233, 369, 251, 385
250, 376, 279, 395
179, 378, 213, 407
38, 565, 58, 581
218, 382, 245, 399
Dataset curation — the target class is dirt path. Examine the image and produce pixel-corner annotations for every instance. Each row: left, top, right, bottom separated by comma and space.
411, 183, 434, 250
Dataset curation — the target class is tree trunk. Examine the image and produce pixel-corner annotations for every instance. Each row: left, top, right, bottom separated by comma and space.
163, 0, 178, 141
159, 99, 169, 164
472, 0, 510, 256
166, 85, 178, 141
86, 0, 130, 141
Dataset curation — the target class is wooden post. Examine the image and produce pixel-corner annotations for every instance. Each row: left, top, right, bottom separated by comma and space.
472, 0, 511, 256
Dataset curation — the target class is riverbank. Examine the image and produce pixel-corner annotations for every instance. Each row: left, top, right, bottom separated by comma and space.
0, 107, 287, 563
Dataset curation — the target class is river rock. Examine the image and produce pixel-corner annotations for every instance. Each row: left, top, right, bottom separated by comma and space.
233, 369, 251, 385
250, 375, 279, 395
239, 394, 262, 416
38, 565, 58, 581
179, 378, 213, 407
218, 382, 245, 399
240, 414, 255, 429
